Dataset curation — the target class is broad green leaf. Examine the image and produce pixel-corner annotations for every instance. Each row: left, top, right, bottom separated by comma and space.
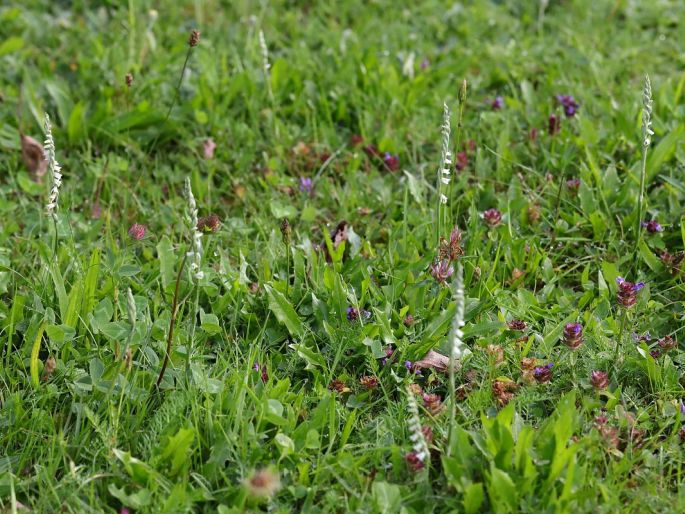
157, 236, 175, 291
30, 322, 47, 388
161, 428, 195, 476
265, 284, 303, 337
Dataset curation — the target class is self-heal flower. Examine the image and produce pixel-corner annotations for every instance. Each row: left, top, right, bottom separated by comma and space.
128, 223, 146, 241
616, 277, 645, 308
563, 322, 584, 349
566, 178, 581, 193
641, 220, 663, 234
591, 370, 609, 390
383, 152, 400, 172
346, 306, 371, 321
534, 363, 553, 384
658, 335, 677, 352
491, 96, 504, 110
430, 259, 454, 283
483, 208, 502, 227
299, 176, 313, 193
556, 94, 580, 117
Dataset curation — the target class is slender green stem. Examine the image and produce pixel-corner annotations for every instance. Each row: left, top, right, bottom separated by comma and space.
164, 47, 193, 125
285, 246, 291, 297
156, 252, 188, 388
186, 283, 200, 381
614, 309, 628, 374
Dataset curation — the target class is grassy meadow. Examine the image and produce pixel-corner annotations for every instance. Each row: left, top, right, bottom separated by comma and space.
2, 0, 685, 512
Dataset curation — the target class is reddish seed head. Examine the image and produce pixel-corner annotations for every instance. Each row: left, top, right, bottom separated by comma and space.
360, 375, 379, 390
658, 335, 677, 351
403, 314, 414, 327
566, 178, 581, 192
350, 134, 364, 146
188, 29, 200, 47
128, 223, 146, 240
197, 214, 220, 233
422, 393, 444, 415
507, 319, 527, 331
590, 370, 609, 390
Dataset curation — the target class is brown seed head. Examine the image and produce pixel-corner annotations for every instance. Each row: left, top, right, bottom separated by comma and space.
188, 29, 200, 47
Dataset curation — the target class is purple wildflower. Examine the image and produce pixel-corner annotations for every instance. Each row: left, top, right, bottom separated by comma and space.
347, 306, 370, 321
563, 323, 584, 349
556, 95, 580, 117
491, 96, 504, 110
299, 176, 313, 194
641, 220, 663, 234
383, 152, 400, 172
616, 277, 645, 308
680, 400, 685, 415
455, 151, 468, 171
533, 363, 553, 384
430, 259, 454, 283
420, 58, 430, 70
590, 370, 609, 390
631, 332, 651, 343
483, 208, 502, 227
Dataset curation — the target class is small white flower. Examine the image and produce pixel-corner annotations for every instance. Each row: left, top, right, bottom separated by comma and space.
43, 113, 63, 221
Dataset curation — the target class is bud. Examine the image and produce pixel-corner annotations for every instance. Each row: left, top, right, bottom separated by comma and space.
280, 218, 291, 244
458, 79, 467, 104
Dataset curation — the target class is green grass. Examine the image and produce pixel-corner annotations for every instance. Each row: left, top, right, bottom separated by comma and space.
2, 0, 685, 512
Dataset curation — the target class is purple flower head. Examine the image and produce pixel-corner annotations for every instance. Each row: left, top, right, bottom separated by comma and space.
556, 95, 580, 117
563, 323, 583, 349
420, 58, 430, 70
383, 152, 400, 172
650, 349, 661, 359
641, 220, 663, 234
590, 370, 609, 390
631, 331, 651, 342
404, 360, 413, 369
430, 259, 454, 283
566, 178, 581, 192
347, 306, 370, 321
533, 363, 553, 383
299, 176, 313, 193
680, 400, 685, 416
616, 277, 645, 308
483, 208, 502, 227
491, 96, 504, 110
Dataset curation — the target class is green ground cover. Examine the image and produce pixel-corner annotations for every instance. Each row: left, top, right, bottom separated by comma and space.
2, 1, 685, 512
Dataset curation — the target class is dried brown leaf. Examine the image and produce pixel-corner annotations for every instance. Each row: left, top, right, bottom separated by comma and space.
20, 134, 47, 182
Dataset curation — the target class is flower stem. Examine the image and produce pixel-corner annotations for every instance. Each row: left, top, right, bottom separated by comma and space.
613, 309, 628, 374
156, 252, 187, 388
